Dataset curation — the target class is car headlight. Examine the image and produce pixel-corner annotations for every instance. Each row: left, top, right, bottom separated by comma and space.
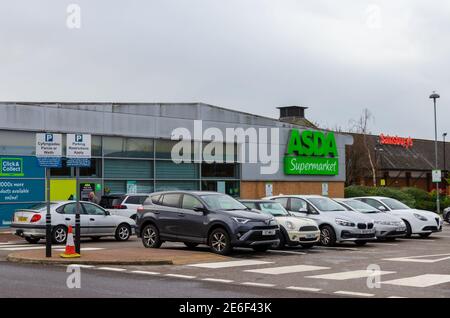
413, 213, 428, 221
335, 218, 355, 227
285, 221, 295, 230
232, 217, 251, 224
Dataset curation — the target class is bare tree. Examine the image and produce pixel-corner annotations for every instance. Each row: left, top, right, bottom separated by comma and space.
349, 109, 377, 187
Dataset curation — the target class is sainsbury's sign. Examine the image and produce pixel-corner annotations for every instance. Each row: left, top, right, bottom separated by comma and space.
379, 134, 413, 149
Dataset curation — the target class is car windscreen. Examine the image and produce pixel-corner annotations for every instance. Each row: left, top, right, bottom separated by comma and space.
308, 197, 347, 212
259, 202, 290, 216
200, 194, 248, 211
380, 198, 410, 210
344, 200, 380, 213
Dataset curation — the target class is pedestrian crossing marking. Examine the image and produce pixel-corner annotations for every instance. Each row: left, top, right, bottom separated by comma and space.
188, 260, 273, 269
383, 253, 450, 263
245, 265, 330, 275
307, 270, 396, 280
334, 291, 374, 297
382, 274, 450, 288
286, 286, 322, 292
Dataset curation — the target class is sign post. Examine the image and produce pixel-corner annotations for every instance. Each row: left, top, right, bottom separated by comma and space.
36, 133, 62, 258
66, 134, 91, 254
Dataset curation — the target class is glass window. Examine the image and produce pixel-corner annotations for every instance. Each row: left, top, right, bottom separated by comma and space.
155, 139, 194, 159
162, 194, 181, 208
79, 158, 102, 177
182, 195, 203, 210
103, 137, 153, 158
241, 202, 257, 209
91, 136, 102, 157
125, 195, 148, 205
155, 181, 199, 191
380, 198, 410, 210
201, 181, 240, 197
82, 203, 106, 215
360, 198, 388, 210
343, 200, 379, 213
272, 198, 288, 208
259, 202, 289, 216
99, 195, 126, 208
58, 203, 83, 215
155, 161, 199, 179
104, 159, 153, 179
308, 197, 347, 212
151, 194, 162, 204
104, 181, 126, 194
200, 193, 247, 210
50, 163, 72, 177
0, 130, 35, 155
201, 163, 239, 178
290, 198, 307, 212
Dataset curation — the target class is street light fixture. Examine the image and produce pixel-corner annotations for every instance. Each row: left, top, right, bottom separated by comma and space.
444, 132, 448, 193
429, 91, 440, 214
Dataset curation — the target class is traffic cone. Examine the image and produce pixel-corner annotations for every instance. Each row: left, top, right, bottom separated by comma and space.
60, 225, 80, 258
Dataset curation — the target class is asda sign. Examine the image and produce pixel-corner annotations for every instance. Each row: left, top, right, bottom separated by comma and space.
284, 130, 339, 175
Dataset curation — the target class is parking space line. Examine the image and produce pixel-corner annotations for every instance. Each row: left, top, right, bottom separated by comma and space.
382, 274, 450, 287
383, 253, 450, 263
68, 264, 95, 268
131, 270, 160, 275
266, 250, 307, 255
241, 282, 276, 287
388, 296, 408, 298
96, 267, 127, 272
188, 260, 273, 269
202, 278, 234, 283
307, 270, 396, 280
165, 274, 196, 279
334, 291, 374, 297
245, 265, 330, 275
314, 246, 359, 251
286, 286, 322, 292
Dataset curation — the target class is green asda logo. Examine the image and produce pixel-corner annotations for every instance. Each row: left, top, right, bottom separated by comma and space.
0, 158, 24, 177
284, 130, 339, 175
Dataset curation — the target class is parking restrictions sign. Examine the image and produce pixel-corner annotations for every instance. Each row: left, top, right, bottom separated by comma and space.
432, 170, 442, 183
36, 133, 63, 168
66, 134, 92, 167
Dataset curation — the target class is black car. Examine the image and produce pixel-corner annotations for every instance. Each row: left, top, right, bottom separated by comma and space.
136, 191, 280, 255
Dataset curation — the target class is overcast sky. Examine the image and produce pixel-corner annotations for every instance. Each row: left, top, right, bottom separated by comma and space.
0, 1, 449, 140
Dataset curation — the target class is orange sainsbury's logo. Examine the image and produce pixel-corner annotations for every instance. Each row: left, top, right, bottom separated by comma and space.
379, 134, 413, 149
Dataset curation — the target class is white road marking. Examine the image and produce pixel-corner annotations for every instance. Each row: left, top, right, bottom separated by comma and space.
266, 250, 307, 255
397, 239, 435, 242
388, 296, 407, 298
131, 270, 160, 275
286, 286, 322, 292
307, 270, 396, 280
314, 246, 359, 251
202, 278, 234, 283
242, 282, 276, 287
383, 253, 450, 263
334, 291, 374, 297
96, 267, 127, 272
68, 264, 95, 268
165, 274, 196, 279
382, 274, 450, 288
245, 265, 330, 275
433, 235, 450, 238
188, 260, 273, 269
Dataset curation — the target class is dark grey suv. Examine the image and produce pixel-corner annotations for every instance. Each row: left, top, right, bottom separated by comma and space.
136, 191, 280, 255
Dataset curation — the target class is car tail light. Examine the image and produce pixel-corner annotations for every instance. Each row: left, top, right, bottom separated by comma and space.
112, 205, 127, 209
137, 206, 144, 213
30, 214, 42, 223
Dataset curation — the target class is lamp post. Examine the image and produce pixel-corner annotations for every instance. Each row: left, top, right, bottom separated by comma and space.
444, 132, 448, 193
429, 91, 440, 214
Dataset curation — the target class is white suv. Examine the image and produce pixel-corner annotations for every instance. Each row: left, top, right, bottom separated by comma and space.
100, 194, 150, 220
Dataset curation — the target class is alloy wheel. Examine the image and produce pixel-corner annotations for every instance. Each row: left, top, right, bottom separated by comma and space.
118, 226, 129, 240
144, 227, 157, 246
211, 232, 226, 252
321, 229, 330, 245
55, 228, 67, 243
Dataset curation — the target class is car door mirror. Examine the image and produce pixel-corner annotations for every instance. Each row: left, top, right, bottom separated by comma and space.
378, 206, 387, 211
298, 207, 308, 213
104, 210, 111, 216
193, 205, 206, 213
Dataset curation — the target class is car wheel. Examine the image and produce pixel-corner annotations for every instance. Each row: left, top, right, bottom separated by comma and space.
184, 242, 199, 249
209, 228, 232, 255
320, 225, 336, 247
272, 232, 286, 250
445, 214, 450, 223
300, 243, 314, 249
52, 225, 68, 244
403, 220, 412, 238
115, 224, 131, 241
355, 241, 367, 246
142, 224, 162, 248
25, 237, 40, 244
252, 245, 270, 252
419, 233, 431, 239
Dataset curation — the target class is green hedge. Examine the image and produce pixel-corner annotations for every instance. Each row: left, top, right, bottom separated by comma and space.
345, 185, 449, 213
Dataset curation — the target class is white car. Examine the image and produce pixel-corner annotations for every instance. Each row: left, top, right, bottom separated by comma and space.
353, 196, 443, 238
241, 200, 320, 249
444, 207, 450, 224
100, 194, 151, 220
11, 201, 136, 244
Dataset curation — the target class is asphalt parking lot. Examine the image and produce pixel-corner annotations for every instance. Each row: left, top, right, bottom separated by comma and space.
1, 223, 450, 298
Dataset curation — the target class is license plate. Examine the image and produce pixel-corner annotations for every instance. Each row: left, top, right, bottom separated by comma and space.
18, 216, 28, 222
305, 233, 316, 239
360, 229, 372, 234
262, 230, 276, 236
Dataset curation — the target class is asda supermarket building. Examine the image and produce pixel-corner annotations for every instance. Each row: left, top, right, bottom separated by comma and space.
0, 102, 353, 227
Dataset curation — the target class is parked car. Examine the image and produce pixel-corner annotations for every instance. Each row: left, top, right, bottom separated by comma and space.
240, 200, 320, 249
136, 191, 280, 255
11, 201, 136, 244
100, 194, 150, 220
264, 195, 376, 246
333, 198, 407, 240
352, 196, 443, 238
444, 207, 450, 224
